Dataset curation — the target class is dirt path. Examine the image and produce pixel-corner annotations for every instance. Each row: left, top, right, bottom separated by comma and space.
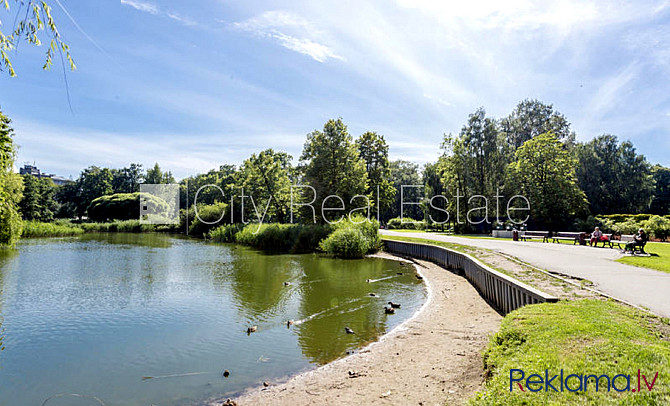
211, 254, 502, 406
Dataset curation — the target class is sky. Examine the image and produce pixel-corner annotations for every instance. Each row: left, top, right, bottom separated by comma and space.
1, 0, 670, 179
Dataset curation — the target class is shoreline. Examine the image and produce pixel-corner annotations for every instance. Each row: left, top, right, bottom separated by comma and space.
208, 252, 502, 405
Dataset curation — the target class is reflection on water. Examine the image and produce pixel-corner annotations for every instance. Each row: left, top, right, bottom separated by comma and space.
0, 233, 425, 406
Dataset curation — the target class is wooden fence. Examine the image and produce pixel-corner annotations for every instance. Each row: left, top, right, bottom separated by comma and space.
384, 239, 558, 314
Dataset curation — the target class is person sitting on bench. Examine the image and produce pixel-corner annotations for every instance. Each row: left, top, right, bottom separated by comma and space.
625, 228, 648, 253
589, 227, 605, 246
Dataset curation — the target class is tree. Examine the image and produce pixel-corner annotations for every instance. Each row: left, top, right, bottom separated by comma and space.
575, 135, 654, 214
356, 131, 395, 216
507, 132, 588, 230
1, 1, 75, 77
650, 165, 670, 215
0, 108, 23, 246
112, 163, 144, 194
501, 99, 573, 150
19, 174, 57, 221
239, 149, 293, 223
300, 118, 368, 223
438, 108, 508, 230
77, 166, 113, 218
382, 160, 422, 221
145, 163, 175, 185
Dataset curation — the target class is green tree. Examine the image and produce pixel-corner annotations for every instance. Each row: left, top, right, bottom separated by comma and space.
111, 163, 144, 193
54, 181, 78, 218
0, 109, 23, 246
356, 131, 395, 217
19, 174, 57, 221
77, 166, 113, 218
144, 163, 175, 185
650, 165, 670, 215
1, 0, 75, 77
382, 160, 422, 221
438, 108, 508, 230
575, 135, 654, 214
300, 118, 368, 223
501, 99, 574, 150
507, 132, 588, 230
239, 149, 293, 223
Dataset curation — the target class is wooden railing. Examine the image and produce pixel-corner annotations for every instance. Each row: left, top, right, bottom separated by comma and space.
384, 239, 558, 314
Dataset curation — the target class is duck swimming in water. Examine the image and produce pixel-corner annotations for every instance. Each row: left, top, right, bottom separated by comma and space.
345, 327, 355, 334
247, 326, 257, 334
384, 306, 395, 314
388, 301, 401, 309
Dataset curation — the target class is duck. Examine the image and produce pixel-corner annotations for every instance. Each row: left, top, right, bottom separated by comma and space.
283, 281, 291, 286
415, 274, 424, 280
369, 292, 377, 297
222, 369, 230, 378
247, 325, 257, 334
365, 279, 372, 283
384, 306, 395, 314
388, 301, 401, 309
287, 320, 294, 327
345, 327, 355, 334
396, 272, 403, 275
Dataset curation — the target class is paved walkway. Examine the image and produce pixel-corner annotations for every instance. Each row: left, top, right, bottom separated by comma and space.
381, 230, 670, 318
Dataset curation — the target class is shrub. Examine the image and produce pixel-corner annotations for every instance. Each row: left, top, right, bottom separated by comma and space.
319, 217, 381, 258
386, 217, 425, 230
643, 215, 670, 241
87, 192, 169, 222
611, 219, 643, 235
188, 202, 229, 237
319, 226, 369, 258
235, 223, 305, 252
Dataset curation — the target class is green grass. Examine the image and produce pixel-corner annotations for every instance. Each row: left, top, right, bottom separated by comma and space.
471, 299, 670, 406
617, 242, 670, 274
381, 234, 475, 254
21, 220, 84, 237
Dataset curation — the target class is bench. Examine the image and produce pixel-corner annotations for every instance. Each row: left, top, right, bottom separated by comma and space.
590, 233, 614, 247
552, 231, 582, 244
520, 230, 550, 243
618, 234, 648, 253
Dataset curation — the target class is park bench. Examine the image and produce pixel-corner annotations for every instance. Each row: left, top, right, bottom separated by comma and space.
551, 231, 582, 244
521, 230, 550, 243
591, 233, 614, 247
617, 234, 648, 253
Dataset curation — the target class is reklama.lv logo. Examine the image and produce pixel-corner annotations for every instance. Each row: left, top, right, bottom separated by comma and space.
510, 369, 659, 393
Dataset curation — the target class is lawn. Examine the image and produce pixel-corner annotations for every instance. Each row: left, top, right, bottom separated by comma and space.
617, 242, 670, 274
470, 299, 670, 406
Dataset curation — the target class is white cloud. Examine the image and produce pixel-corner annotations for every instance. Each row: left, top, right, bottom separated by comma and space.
231, 11, 344, 63
120, 0, 158, 15
120, 0, 196, 26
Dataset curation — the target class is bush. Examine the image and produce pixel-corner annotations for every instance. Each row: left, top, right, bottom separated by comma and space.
611, 219, 643, 235
319, 217, 381, 258
643, 215, 670, 241
87, 192, 169, 222
233, 223, 330, 253
386, 217, 425, 230
188, 202, 229, 237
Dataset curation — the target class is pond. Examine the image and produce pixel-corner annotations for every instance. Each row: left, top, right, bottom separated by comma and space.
0, 233, 426, 406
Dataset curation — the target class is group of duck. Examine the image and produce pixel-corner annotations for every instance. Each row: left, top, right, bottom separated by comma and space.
246, 276, 407, 335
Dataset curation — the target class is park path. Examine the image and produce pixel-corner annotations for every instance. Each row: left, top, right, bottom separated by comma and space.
381, 230, 670, 318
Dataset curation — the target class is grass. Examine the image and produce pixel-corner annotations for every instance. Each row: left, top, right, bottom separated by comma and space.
617, 242, 670, 274
471, 299, 670, 405
381, 234, 476, 254
21, 220, 84, 237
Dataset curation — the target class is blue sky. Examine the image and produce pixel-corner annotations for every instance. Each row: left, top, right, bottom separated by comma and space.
2, 0, 670, 179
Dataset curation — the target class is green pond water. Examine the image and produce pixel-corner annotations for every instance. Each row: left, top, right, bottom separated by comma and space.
0, 233, 426, 406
